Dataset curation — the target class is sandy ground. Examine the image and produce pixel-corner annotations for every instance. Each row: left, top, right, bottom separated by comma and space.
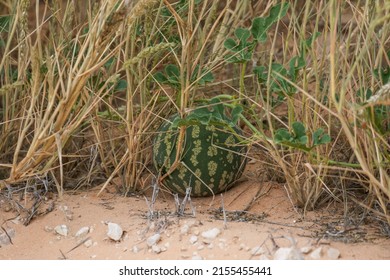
1, 167, 390, 261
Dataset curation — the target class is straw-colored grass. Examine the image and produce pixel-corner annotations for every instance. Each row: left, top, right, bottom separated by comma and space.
0, 0, 389, 225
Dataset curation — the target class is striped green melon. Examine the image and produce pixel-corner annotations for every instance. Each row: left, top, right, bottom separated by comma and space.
153, 113, 247, 197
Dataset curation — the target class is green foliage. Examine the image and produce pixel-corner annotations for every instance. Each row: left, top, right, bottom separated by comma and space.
251, 3, 289, 42
224, 3, 289, 64
172, 97, 243, 129
0, 15, 11, 33
274, 122, 331, 151
254, 32, 319, 99
373, 50, 390, 84
357, 88, 390, 134
154, 64, 214, 89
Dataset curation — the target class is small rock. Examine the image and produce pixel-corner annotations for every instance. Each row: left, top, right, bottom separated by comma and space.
309, 247, 322, 260
160, 246, 167, 252
192, 254, 203, 260
44, 226, 53, 232
84, 239, 93, 248
218, 242, 225, 250
189, 235, 198, 244
259, 254, 269, 260
274, 247, 304, 260
201, 228, 221, 240
327, 247, 340, 260
54, 225, 69, 237
180, 224, 190, 235
75, 227, 90, 239
152, 245, 161, 254
300, 246, 313, 254
0, 228, 15, 246
107, 223, 123, 241
147, 233, 161, 247
132, 245, 139, 253
251, 246, 265, 256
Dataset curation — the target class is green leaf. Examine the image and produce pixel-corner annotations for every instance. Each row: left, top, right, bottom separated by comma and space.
251, 3, 289, 42
235, 27, 251, 43
115, 79, 127, 92
304, 32, 321, 48
313, 128, 331, 146
292, 122, 306, 139
0, 15, 11, 33
231, 105, 243, 125
224, 38, 239, 51
165, 64, 180, 84
198, 69, 214, 85
154, 71, 167, 84
253, 66, 267, 82
274, 128, 292, 143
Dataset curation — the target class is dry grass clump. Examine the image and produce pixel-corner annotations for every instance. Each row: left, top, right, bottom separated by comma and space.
0, 0, 389, 226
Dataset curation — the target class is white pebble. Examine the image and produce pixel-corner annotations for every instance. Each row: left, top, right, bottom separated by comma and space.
327, 247, 340, 260
300, 246, 313, 254
152, 245, 161, 254
189, 235, 198, 244
192, 254, 203, 260
107, 223, 123, 241
132, 245, 139, 253
180, 224, 190, 235
251, 246, 265, 256
201, 228, 221, 240
147, 233, 161, 247
310, 247, 322, 260
75, 227, 90, 238
274, 247, 304, 260
54, 225, 69, 237
84, 239, 93, 248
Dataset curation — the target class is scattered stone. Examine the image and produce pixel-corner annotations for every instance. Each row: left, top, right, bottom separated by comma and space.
274, 247, 304, 260
59, 205, 73, 220
75, 226, 90, 239
259, 254, 269, 260
327, 247, 340, 260
300, 246, 313, 254
132, 245, 139, 253
54, 225, 69, 237
160, 246, 167, 252
189, 235, 198, 245
152, 245, 161, 254
309, 247, 322, 260
107, 223, 123, 241
146, 233, 161, 247
201, 228, 221, 240
239, 243, 246, 251
84, 239, 93, 248
197, 245, 205, 250
180, 224, 190, 235
44, 226, 53, 232
251, 246, 265, 256
0, 228, 15, 246
192, 254, 203, 260
218, 241, 225, 250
